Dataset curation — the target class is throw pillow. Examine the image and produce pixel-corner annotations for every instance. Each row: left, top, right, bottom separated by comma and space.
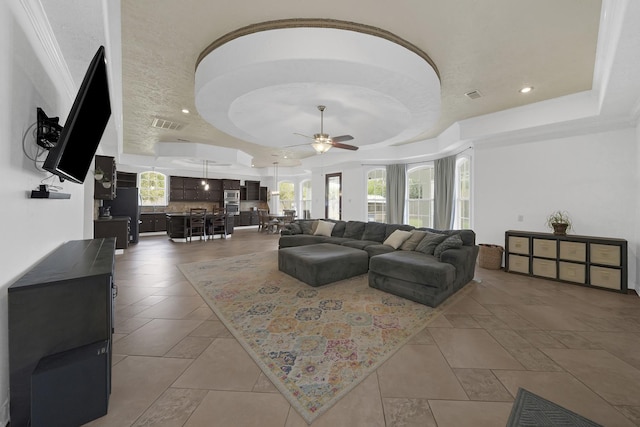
299, 220, 315, 235
414, 232, 448, 255
383, 229, 413, 249
289, 222, 302, 234
434, 234, 464, 257
400, 230, 428, 251
311, 220, 320, 234
314, 220, 336, 237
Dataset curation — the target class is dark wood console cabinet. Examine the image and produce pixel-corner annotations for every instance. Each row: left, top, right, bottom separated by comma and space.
8, 238, 116, 426
505, 230, 628, 293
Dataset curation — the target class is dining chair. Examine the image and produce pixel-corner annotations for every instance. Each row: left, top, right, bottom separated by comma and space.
210, 212, 227, 239
188, 208, 207, 242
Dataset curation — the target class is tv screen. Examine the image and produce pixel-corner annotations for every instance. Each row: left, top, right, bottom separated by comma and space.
43, 46, 111, 183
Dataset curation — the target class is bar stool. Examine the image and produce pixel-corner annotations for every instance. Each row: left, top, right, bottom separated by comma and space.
188, 208, 207, 242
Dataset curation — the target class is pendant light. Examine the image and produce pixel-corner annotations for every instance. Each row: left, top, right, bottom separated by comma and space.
271, 161, 280, 196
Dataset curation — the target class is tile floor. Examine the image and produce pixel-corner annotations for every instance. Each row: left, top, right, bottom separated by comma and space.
85, 228, 640, 426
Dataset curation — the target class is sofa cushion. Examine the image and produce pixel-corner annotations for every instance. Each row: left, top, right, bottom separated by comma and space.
288, 222, 302, 234
342, 240, 381, 250
383, 230, 413, 249
415, 232, 448, 255
362, 222, 387, 242
279, 234, 334, 248
299, 220, 316, 235
330, 220, 347, 237
364, 244, 396, 258
434, 233, 464, 257
400, 230, 428, 251
369, 251, 456, 290
314, 220, 336, 236
343, 221, 366, 240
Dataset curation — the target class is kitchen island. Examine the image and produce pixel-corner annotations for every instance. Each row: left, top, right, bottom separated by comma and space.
165, 212, 235, 240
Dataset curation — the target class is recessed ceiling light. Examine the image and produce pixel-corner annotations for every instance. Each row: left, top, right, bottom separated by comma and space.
181, 108, 190, 114
519, 86, 533, 94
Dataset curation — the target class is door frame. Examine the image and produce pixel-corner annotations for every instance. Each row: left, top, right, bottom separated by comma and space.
325, 172, 342, 220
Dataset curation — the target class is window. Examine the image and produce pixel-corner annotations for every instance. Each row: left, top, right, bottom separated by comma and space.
454, 156, 471, 229
300, 180, 312, 219
407, 166, 434, 227
139, 171, 167, 206
278, 181, 295, 212
367, 169, 386, 222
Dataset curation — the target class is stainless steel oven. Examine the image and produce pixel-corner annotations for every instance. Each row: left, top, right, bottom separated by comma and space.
223, 190, 240, 203
225, 203, 239, 215
223, 189, 240, 215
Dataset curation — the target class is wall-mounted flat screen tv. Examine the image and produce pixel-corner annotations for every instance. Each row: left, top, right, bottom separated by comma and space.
42, 45, 111, 183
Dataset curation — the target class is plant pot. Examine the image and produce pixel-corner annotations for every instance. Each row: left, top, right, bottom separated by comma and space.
552, 222, 569, 235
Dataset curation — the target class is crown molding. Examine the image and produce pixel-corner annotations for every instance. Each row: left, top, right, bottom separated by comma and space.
14, 0, 75, 101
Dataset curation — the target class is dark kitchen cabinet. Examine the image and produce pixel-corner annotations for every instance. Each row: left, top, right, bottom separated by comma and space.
170, 176, 223, 202
260, 186, 268, 202
222, 179, 241, 190
140, 213, 167, 233
94, 155, 116, 200
116, 171, 137, 188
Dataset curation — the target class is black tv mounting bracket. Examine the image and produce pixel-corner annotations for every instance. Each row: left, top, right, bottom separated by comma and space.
36, 107, 62, 149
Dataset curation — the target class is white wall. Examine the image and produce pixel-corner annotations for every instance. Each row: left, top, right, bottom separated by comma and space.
474, 127, 638, 291
0, 3, 94, 423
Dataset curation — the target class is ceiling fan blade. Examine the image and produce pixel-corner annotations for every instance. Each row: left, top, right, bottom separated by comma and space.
331, 135, 354, 143
331, 141, 359, 151
293, 132, 313, 139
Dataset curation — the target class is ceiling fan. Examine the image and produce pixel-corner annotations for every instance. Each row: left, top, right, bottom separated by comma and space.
295, 105, 358, 154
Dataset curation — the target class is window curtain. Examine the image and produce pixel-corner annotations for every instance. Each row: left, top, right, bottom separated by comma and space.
434, 155, 456, 229
385, 164, 406, 224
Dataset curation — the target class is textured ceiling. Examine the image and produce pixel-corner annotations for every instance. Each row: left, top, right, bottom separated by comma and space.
119, 0, 602, 170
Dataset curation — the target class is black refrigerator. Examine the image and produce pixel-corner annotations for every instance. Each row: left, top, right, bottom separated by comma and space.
104, 187, 140, 243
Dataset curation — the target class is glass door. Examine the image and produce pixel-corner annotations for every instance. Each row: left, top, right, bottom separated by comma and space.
325, 172, 342, 220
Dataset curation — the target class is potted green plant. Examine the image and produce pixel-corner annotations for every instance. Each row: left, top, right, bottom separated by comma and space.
545, 210, 572, 235
93, 167, 104, 181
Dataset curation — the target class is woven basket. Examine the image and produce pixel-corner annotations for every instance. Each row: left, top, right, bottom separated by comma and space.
478, 244, 504, 270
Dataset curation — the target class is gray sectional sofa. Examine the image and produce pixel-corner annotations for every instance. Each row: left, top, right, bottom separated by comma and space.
279, 219, 479, 307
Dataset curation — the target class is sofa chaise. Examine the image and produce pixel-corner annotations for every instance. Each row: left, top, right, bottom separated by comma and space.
279, 219, 479, 307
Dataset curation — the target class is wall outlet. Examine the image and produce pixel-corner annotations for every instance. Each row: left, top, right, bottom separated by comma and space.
517, 214, 524, 222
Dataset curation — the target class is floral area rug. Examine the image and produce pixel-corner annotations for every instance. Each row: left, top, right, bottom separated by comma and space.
178, 250, 464, 424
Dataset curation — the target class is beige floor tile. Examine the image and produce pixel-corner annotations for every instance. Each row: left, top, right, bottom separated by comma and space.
429, 328, 524, 369
284, 374, 385, 427
578, 331, 640, 370
452, 368, 513, 401
513, 304, 589, 331
382, 398, 437, 427
183, 390, 290, 427
470, 314, 511, 330
188, 319, 232, 338
134, 296, 205, 319
493, 370, 636, 427
377, 344, 468, 399
516, 329, 567, 349
115, 287, 159, 306
114, 318, 203, 356
132, 388, 208, 427
429, 400, 513, 427
444, 295, 492, 315
547, 330, 602, 349
172, 338, 261, 391
114, 316, 152, 335
86, 356, 192, 427
505, 347, 564, 371
164, 336, 213, 358
542, 348, 640, 406
407, 327, 436, 345
443, 313, 482, 328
